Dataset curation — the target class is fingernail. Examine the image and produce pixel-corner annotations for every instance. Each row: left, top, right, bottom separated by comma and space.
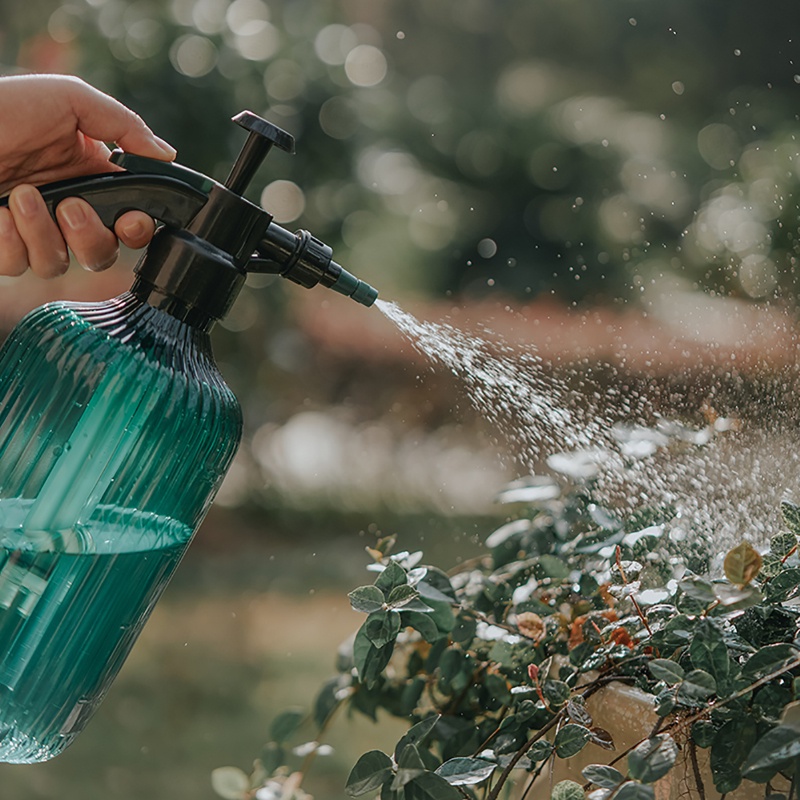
14, 185, 40, 217
60, 201, 87, 231
153, 136, 177, 159
119, 218, 146, 240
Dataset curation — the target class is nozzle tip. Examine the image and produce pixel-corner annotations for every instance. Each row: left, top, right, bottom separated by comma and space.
331, 266, 378, 307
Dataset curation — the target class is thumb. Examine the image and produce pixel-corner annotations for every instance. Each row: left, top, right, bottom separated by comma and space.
65, 77, 177, 161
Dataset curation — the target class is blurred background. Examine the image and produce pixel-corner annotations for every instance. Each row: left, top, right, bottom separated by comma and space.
1, 0, 800, 797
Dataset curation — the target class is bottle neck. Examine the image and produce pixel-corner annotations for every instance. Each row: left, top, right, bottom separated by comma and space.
131, 228, 246, 332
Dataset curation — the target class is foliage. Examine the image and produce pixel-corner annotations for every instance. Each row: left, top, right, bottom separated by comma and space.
213, 424, 800, 799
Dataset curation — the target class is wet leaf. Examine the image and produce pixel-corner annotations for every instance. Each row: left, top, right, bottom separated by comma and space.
555, 724, 591, 758
676, 669, 716, 706
376, 561, 408, 594
723, 542, 762, 586
345, 750, 394, 797
627, 734, 678, 783
349, 585, 386, 614
589, 726, 615, 751
689, 619, 730, 686
395, 715, 439, 762
781, 500, 800, 536
770, 530, 797, 558
742, 724, 800, 780
365, 610, 402, 648
403, 771, 462, 799
435, 757, 496, 786
741, 643, 797, 681
648, 659, 684, 685
677, 576, 716, 604
386, 584, 425, 610
582, 764, 625, 789
567, 697, 594, 727
612, 782, 655, 800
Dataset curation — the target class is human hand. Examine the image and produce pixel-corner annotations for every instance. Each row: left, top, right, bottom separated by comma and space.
0, 74, 177, 277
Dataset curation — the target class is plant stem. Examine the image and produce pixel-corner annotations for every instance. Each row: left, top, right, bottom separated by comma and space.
688, 742, 706, 800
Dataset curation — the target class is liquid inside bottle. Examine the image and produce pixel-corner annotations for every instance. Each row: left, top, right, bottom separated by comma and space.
0, 294, 242, 762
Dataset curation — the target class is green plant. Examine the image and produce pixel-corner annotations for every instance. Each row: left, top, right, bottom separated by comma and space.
213, 424, 800, 800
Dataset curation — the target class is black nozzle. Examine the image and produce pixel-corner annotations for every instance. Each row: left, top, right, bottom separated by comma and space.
252, 223, 378, 307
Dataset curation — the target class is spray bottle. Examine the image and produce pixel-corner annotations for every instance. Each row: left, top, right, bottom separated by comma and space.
0, 112, 377, 763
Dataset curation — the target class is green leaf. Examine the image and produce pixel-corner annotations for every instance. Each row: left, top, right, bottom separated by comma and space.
676, 669, 716, 706
395, 715, 440, 762
403, 771, 462, 799
689, 619, 730, 687
387, 584, 423, 609
402, 610, 445, 643
543, 679, 571, 707
210, 767, 250, 800
678, 576, 716, 604
269, 707, 305, 743
691, 720, 717, 748
529, 739, 555, 762
770, 530, 797, 558
551, 779, 586, 800
535, 554, 571, 580
555, 724, 591, 758
376, 562, 408, 594
353, 625, 394, 688
392, 744, 426, 790
781, 499, 800, 536
435, 757, 496, 786
627, 735, 678, 784
582, 764, 625, 789
346, 750, 394, 797
742, 724, 800, 780
648, 659, 684, 685
365, 610, 402, 648
764, 568, 800, 602
723, 541, 762, 586
741, 643, 797, 681
349, 585, 386, 614
612, 782, 655, 800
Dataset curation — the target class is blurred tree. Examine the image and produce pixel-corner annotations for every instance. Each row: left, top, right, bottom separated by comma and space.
1, 0, 799, 309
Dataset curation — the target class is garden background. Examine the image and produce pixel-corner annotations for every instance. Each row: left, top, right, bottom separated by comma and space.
1, 1, 800, 797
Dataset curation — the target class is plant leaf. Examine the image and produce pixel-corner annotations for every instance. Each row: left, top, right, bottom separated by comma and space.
386, 584, 422, 609
582, 764, 625, 789
435, 757, 496, 786
742, 725, 800, 780
741, 643, 797, 681
648, 659, 684, 685
346, 750, 394, 797
269, 707, 306, 743
403, 771, 463, 799
627, 734, 678, 783
723, 542, 762, 586
349, 585, 386, 614
211, 767, 250, 800
612, 782, 655, 800
552, 779, 587, 800
555, 724, 591, 758
676, 669, 716, 706
781, 499, 800, 536
395, 715, 440, 762
365, 610, 402, 648
376, 561, 408, 594
689, 619, 730, 687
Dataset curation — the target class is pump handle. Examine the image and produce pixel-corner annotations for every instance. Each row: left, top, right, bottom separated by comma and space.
0, 172, 207, 230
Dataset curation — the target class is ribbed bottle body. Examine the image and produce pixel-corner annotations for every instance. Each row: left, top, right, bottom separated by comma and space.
0, 292, 242, 762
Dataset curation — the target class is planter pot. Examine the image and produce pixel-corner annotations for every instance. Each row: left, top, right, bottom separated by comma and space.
542, 681, 787, 800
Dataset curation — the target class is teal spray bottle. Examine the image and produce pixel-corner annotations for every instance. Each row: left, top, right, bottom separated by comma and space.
0, 112, 377, 763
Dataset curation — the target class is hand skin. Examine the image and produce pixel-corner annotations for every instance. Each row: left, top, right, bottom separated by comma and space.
0, 74, 177, 278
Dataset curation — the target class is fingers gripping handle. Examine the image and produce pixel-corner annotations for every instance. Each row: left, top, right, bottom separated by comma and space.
0, 172, 208, 230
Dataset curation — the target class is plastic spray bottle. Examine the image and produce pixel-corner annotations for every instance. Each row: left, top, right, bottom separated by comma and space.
0, 112, 377, 763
